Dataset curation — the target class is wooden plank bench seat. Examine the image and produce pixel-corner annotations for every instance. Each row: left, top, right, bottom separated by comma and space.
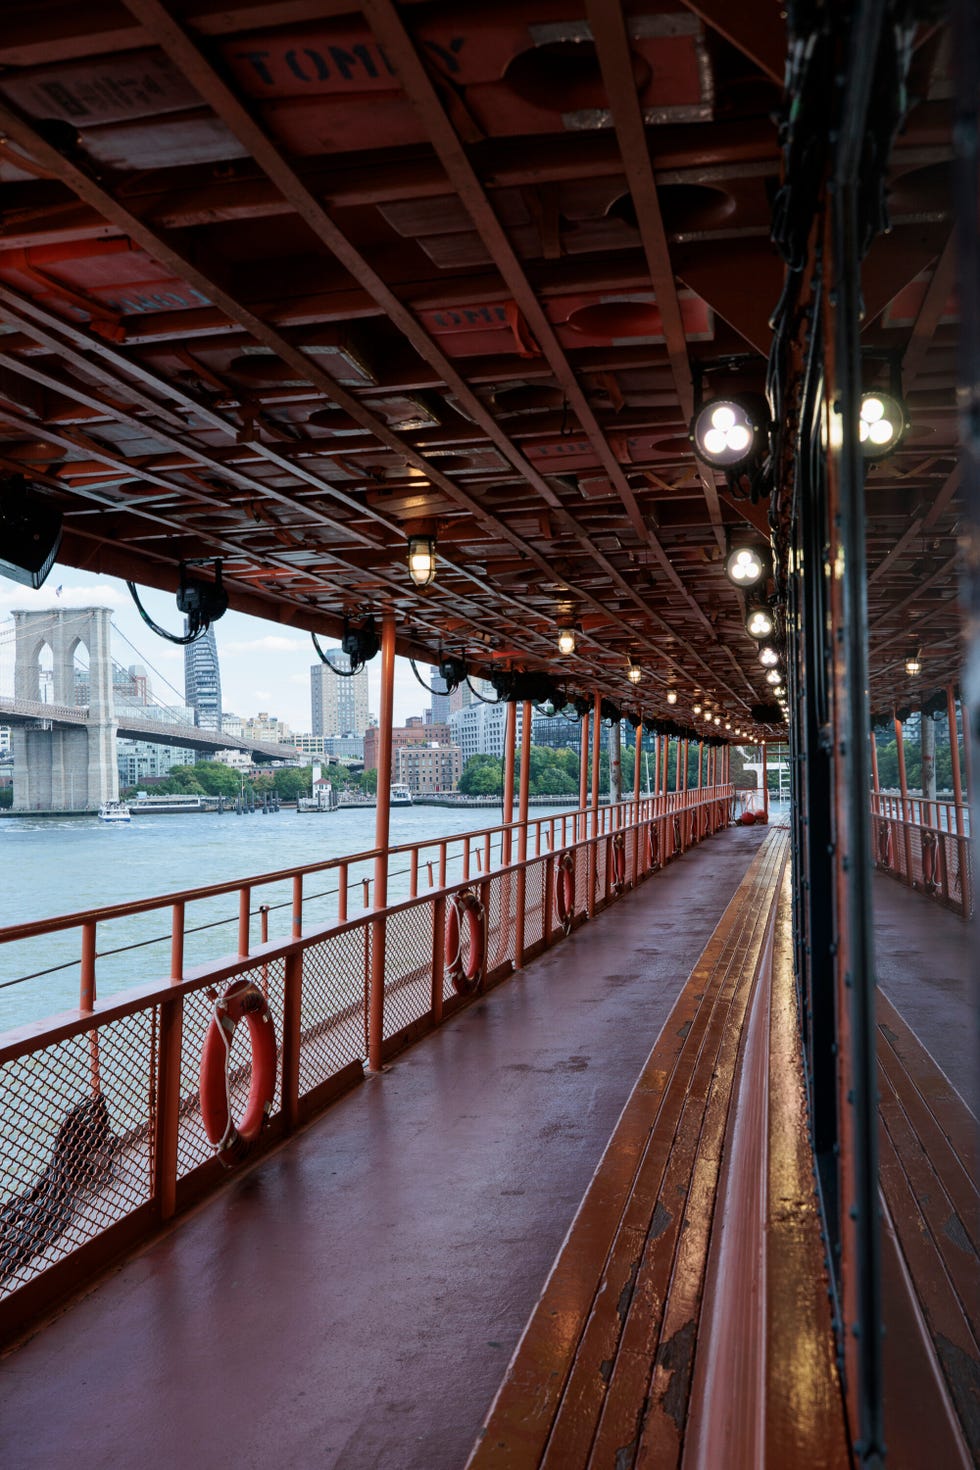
466, 830, 821, 1470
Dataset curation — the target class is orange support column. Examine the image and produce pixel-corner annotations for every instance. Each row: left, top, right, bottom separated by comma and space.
368, 610, 396, 1072
578, 711, 590, 842
589, 688, 601, 914
514, 701, 532, 965
894, 709, 914, 884
502, 700, 517, 866
947, 684, 964, 830
762, 742, 769, 822
632, 716, 643, 883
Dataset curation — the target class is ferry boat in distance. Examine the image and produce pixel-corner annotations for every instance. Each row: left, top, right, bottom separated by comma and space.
97, 801, 130, 823
337, 784, 413, 809
128, 794, 222, 814
391, 784, 413, 807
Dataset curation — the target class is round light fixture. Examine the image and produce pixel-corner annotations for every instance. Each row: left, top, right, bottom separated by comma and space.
557, 627, 576, 656
407, 533, 437, 588
713, 715, 721, 726
859, 391, 905, 459
759, 644, 779, 668
692, 702, 702, 715
724, 545, 767, 588
745, 606, 774, 640
766, 668, 782, 686
691, 400, 762, 469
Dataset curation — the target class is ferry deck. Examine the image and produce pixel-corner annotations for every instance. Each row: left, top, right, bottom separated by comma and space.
0, 3, 976, 1467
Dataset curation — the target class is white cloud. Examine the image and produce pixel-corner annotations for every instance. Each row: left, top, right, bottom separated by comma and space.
0, 583, 122, 610
220, 635, 308, 655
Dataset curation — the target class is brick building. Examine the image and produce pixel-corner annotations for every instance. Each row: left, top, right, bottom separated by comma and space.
395, 743, 461, 795
363, 722, 451, 771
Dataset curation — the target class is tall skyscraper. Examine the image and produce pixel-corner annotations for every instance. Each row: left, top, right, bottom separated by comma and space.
310, 650, 369, 737
429, 666, 450, 725
184, 624, 222, 729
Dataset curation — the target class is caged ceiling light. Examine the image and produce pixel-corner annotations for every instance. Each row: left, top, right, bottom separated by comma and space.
745, 605, 774, 640
627, 660, 642, 685
904, 650, 922, 677
724, 543, 767, 589
666, 690, 678, 705
692, 702, 702, 715
557, 627, 577, 656
690, 399, 763, 470
407, 533, 437, 588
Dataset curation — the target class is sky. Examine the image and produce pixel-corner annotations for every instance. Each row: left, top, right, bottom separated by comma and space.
0, 563, 436, 733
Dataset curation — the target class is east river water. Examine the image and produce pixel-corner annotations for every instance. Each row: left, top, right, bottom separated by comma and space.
1, 803, 573, 1033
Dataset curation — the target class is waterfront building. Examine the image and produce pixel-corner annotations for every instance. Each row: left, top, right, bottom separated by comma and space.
394, 742, 461, 795
362, 721, 451, 772
310, 650, 369, 737
183, 625, 222, 730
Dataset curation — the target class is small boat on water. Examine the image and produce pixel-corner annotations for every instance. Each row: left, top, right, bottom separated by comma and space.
98, 801, 131, 823
336, 784, 414, 810
390, 784, 413, 807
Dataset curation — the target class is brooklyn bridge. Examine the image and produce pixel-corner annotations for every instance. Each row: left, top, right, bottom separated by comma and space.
0, 607, 296, 812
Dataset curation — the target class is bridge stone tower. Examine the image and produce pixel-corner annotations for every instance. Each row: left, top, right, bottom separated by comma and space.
11, 608, 118, 812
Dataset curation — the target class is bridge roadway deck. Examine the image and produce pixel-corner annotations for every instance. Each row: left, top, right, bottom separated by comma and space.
0, 825, 970, 1470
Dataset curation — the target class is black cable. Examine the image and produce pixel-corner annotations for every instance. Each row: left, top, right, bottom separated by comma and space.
466, 675, 502, 704
311, 632, 363, 677
127, 582, 210, 645
410, 657, 444, 695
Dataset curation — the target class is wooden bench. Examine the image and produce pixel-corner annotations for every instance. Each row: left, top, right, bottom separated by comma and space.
465, 830, 846, 1469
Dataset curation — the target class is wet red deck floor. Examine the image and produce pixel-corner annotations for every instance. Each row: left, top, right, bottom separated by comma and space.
0, 826, 971, 1470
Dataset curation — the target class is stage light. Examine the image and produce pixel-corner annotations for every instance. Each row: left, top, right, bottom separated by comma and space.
0, 475, 62, 589
691, 400, 763, 470
557, 627, 576, 656
745, 606, 774, 639
859, 392, 904, 459
724, 544, 767, 588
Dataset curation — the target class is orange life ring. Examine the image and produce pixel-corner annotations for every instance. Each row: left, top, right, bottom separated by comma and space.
199, 979, 277, 1166
611, 832, 627, 891
647, 821, 660, 869
876, 820, 891, 868
556, 850, 576, 934
446, 888, 485, 993
921, 830, 938, 889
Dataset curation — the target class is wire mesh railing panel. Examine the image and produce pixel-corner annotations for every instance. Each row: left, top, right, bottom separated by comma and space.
175, 959, 286, 1180
486, 872, 516, 973
0, 1011, 154, 1297
523, 861, 545, 950
382, 904, 433, 1039
297, 925, 369, 1093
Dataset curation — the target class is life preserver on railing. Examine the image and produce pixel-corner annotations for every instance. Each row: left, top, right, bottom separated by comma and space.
921, 830, 938, 891
199, 979, 277, 1167
446, 887, 485, 994
611, 832, 627, 892
876, 819, 891, 869
556, 850, 576, 935
648, 821, 660, 869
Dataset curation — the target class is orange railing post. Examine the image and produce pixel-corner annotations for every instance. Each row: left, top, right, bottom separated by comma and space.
589, 688, 602, 916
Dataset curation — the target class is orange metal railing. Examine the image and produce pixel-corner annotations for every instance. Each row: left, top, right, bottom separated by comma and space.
0, 787, 734, 1332
870, 793, 973, 918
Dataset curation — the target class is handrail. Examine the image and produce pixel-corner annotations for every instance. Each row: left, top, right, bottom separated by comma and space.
870, 792, 973, 918
0, 785, 736, 1333
0, 788, 733, 946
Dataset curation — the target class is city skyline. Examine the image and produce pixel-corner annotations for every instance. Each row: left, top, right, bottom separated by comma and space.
0, 565, 436, 735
